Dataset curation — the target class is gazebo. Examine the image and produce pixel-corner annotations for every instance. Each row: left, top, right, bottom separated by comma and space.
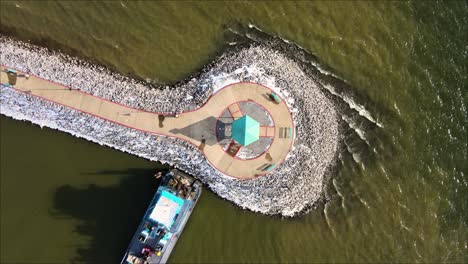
231, 115, 260, 146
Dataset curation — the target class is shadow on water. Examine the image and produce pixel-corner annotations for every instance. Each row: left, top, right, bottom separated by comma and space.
51, 168, 166, 263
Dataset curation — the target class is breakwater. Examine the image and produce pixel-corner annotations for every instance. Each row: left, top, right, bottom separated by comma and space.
1, 36, 340, 216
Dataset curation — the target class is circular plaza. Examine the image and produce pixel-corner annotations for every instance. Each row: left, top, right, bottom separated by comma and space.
216, 101, 274, 160
178, 82, 295, 179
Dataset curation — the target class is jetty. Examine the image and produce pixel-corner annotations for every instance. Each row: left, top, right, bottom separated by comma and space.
0, 66, 294, 179
1, 37, 342, 215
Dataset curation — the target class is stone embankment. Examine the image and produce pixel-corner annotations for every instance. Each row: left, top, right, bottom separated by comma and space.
0, 36, 340, 216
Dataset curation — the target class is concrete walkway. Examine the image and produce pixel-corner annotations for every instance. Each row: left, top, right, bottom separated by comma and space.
1, 66, 294, 179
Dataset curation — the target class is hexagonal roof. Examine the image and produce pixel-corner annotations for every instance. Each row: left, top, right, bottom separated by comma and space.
231, 115, 260, 146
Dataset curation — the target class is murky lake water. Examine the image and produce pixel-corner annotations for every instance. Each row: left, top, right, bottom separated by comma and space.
1, 1, 466, 263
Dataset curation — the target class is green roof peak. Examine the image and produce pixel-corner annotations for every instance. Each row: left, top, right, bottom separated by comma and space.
231, 115, 260, 146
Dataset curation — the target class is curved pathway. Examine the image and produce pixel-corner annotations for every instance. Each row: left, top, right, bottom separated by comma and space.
1, 66, 294, 179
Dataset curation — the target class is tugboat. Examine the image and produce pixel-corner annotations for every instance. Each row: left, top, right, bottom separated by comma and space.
121, 169, 202, 264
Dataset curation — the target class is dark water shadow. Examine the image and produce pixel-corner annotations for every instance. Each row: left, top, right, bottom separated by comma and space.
51, 168, 167, 263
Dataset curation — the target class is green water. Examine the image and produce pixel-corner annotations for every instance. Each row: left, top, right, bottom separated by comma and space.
1, 1, 467, 263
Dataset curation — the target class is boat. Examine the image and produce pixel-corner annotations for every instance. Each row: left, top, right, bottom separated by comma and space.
121, 169, 202, 264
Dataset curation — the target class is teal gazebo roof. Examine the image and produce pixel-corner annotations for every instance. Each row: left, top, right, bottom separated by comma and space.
231, 115, 260, 146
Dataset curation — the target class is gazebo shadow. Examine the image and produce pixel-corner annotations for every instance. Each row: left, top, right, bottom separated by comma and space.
215, 118, 233, 142
169, 116, 219, 146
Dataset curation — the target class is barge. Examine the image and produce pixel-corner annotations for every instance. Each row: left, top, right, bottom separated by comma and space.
121, 169, 202, 264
